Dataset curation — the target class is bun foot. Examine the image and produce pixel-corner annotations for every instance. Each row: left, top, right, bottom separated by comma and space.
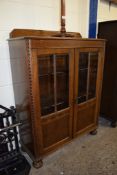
90, 129, 97, 135
33, 159, 43, 169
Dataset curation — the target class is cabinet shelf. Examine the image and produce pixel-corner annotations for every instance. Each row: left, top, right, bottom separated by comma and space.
42, 101, 67, 109
78, 94, 86, 99
39, 71, 68, 77
79, 68, 88, 71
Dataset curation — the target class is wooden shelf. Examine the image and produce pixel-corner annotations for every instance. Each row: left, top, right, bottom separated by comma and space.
79, 68, 88, 71
39, 71, 68, 77
105, 0, 117, 4
110, 0, 117, 4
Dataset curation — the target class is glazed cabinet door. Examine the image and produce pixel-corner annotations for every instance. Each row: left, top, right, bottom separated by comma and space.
73, 48, 104, 136
32, 48, 74, 154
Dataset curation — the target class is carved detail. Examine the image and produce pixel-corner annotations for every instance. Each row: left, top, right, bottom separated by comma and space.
26, 41, 35, 126
25, 41, 39, 155
60, 0, 66, 35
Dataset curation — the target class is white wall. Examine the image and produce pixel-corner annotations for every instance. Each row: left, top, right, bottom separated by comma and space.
0, 0, 89, 109
1, 0, 117, 109
96, 0, 117, 36
98, 0, 117, 22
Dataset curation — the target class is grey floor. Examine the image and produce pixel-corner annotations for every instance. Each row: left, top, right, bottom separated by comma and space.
29, 119, 117, 175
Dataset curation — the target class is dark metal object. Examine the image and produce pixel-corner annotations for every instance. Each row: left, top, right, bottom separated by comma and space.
0, 105, 31, 175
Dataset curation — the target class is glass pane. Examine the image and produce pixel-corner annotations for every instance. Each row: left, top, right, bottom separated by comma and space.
88, 53, 98, 99
78, 53, 88, 104
56, 55, 69, 111
79, 53, 88, 69
78, 52, 98, 104
38, 55, 55, 116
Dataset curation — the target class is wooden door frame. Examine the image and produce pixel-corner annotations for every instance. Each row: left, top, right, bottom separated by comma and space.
29, 49, 44, 158
73, 47, 104, 136
95, 48, 105, 124
31, 48, 74, 154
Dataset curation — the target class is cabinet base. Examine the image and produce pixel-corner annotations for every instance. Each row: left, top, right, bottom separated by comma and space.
33, 159, 43, 169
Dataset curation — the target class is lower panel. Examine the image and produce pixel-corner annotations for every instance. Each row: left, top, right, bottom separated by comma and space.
41, 108, 72, 153
74, 99, 97, 135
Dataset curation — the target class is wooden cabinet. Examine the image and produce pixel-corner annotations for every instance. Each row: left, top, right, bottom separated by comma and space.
8, 29, 105, 167
98, 21, 117, 127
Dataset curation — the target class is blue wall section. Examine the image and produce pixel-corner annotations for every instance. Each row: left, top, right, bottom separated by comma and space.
89, 0, 98, 38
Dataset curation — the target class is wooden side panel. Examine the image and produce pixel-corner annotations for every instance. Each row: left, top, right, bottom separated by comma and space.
8, 40, 35, 157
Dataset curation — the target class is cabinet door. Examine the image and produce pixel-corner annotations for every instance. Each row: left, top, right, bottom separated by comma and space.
33, 49, 74, 154
73, 48, 103, 136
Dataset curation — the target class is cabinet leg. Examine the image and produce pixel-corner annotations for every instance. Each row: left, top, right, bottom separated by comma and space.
90, 129, 97, 135
33, 159, 43, 169
111, 121, 117, 128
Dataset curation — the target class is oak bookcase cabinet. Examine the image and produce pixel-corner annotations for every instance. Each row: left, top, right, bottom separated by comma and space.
8, 29, 105, 167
